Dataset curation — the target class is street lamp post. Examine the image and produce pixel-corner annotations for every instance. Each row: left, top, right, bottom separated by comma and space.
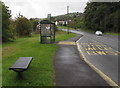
67, 6, 69, 34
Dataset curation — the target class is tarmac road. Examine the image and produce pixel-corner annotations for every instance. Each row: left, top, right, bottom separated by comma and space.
60, 28, 119, 50
59, 28, 120, 85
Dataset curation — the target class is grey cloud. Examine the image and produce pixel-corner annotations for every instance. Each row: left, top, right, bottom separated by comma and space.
2, 0, 88, 18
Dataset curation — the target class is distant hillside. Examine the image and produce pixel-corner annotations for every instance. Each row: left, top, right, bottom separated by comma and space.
50, 12, 84, 29
52, 12, 83, 21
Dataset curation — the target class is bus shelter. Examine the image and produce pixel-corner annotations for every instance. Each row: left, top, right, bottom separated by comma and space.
40, 20, 55, 44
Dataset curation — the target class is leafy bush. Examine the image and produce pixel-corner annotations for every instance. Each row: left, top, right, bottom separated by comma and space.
15, 15, 32, 36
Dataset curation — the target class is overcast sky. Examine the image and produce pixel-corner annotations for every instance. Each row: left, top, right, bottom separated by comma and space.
1, 0, 89, 19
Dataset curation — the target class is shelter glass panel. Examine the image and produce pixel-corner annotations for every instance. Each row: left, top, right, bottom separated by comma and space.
41, 24, 51, 36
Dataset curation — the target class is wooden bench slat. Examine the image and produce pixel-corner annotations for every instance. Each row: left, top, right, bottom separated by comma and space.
9, 57, 33, 70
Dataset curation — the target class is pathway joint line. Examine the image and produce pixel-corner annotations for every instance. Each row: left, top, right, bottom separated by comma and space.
76, 36, 120, 88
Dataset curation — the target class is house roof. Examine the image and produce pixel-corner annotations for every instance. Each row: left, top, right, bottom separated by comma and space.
40, 20, 54, 24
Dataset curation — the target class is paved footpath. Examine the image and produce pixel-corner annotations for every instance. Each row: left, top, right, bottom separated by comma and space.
54, 35, 111, 87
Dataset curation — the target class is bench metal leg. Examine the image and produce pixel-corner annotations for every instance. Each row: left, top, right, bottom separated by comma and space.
12, 69, 26, 72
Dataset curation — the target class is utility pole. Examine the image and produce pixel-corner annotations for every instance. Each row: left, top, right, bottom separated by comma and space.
67, 6, 69, 34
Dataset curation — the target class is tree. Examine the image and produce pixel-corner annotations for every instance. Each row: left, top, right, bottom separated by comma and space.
84, 2, 120, 33
15, 15, 32, 36
32, 20, 39, 31
1, 1, 14, 42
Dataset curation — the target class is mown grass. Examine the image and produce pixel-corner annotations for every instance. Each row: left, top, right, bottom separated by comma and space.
55, 30, 76, 41
57, 26, 72, 29
104, 32, 120, 35
2, 30, 77, 86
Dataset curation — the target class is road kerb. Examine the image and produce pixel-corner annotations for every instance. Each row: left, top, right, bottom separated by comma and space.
76, 37, 119, 88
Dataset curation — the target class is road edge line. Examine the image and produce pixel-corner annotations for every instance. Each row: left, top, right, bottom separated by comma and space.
76, 36, 119, 88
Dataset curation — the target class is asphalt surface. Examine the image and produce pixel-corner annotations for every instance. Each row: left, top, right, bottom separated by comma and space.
54, 35, 110, 86
60, 28, 119, 50
78, 36, 119, 84
59, 28, 119, 85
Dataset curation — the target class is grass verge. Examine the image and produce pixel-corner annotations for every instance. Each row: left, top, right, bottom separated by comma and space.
104, 32, 120, 35
2, 30, 77, 86
57, 26, 72, 29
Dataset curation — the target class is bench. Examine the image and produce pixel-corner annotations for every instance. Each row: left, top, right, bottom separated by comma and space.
9, 57, 33, 72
